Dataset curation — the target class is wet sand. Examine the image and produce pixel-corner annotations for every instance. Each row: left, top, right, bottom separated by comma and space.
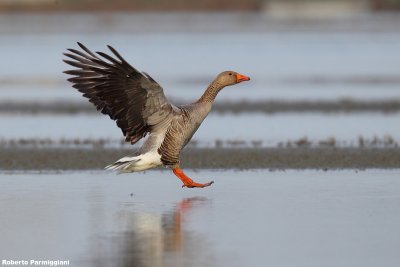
2, 147, 400, 170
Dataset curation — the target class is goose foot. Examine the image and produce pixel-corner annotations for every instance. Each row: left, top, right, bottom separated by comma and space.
172, 168, 214, 188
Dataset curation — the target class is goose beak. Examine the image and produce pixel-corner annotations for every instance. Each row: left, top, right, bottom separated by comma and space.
236, 73, 250, 83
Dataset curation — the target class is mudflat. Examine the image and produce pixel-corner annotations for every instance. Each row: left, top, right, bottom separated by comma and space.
2, 147, 400, 170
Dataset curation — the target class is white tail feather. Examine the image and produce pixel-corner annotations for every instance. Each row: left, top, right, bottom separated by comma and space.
105, 152, 162, 173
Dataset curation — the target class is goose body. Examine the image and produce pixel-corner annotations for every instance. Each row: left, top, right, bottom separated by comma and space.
106, 101, 212, 172
64, 43, 250, 188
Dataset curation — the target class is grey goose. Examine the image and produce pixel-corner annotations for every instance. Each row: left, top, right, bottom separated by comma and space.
63, 43, 250, 188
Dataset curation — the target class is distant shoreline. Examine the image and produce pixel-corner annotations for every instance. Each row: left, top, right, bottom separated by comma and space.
0, 0, 260, 13
2, 12, 400, 35
0, 0, 399, 13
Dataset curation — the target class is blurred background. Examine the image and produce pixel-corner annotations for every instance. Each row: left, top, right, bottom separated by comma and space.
1, 0, 400, 148
2, 2, 400, 267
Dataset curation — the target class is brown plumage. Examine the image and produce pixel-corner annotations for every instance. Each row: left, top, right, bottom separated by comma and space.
63, 42, 250, 188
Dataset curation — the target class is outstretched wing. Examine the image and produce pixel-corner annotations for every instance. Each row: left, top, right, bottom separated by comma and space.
63, 42, 174, 144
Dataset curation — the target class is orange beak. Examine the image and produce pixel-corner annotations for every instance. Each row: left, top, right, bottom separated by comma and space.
236, 73, 250, 83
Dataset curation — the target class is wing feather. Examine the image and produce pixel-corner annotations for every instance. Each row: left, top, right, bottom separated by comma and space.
63, 42, 174, 144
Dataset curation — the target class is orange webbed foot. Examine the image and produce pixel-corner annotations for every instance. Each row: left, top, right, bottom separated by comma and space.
173, 168, 214, 189
182, 180, 214, 188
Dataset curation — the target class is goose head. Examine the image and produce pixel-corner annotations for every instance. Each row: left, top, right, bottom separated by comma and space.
215, 71, 250, 87
198, 71, 251, 103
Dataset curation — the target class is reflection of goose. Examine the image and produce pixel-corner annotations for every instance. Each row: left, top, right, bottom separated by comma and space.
116, 197, 211, 267
64, 43, 250, 188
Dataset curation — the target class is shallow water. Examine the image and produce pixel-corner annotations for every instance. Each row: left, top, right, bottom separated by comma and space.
2, 31, 400, 103
3, 83, 400, 103
2, 16, 400, 151
1, 113, 399, 146
1, 170, 400, 267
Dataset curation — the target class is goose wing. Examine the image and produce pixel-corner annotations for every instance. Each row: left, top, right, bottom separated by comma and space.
63, 42, 174, 144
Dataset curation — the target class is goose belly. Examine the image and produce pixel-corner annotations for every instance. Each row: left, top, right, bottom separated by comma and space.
127, 151, 163, 171
129, 132, 165, 171
107, 133, 165, 173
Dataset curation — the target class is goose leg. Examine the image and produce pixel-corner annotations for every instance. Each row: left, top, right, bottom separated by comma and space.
172, 168, 214, 188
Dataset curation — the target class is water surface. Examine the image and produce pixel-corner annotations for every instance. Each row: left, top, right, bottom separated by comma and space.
1, 113, 399, 146
2, 31, 400, 103
1, 170, 399, 267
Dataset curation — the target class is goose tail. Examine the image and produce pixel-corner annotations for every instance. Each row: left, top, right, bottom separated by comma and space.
105, 156, 140, 174
105, 152, 162, 173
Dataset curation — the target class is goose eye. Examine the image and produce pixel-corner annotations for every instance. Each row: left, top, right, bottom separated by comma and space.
229, 73, 232, 76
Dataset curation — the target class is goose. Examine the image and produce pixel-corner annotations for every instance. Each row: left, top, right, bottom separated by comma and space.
63, 43, 250, 188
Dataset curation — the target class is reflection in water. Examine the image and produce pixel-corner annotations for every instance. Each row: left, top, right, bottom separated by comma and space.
90, 197, 212, 267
